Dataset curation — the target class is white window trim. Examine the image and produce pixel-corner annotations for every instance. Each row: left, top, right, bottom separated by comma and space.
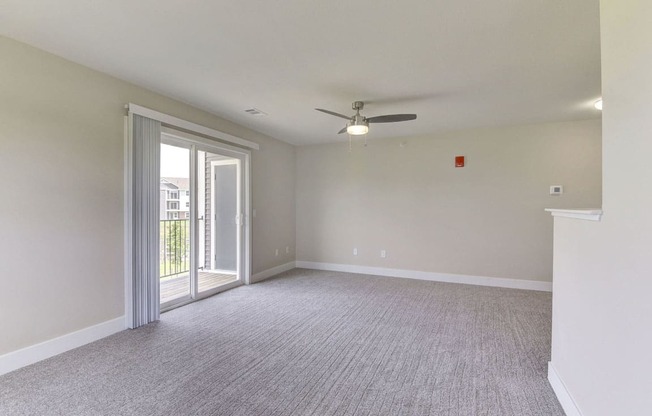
127, 104, 260, 150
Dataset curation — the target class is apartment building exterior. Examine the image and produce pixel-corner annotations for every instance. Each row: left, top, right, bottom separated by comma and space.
160, 177, 190, 220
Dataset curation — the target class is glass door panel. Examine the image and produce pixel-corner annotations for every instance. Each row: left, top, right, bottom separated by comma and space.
159, 143, 191, 306
196, 150, 240, 294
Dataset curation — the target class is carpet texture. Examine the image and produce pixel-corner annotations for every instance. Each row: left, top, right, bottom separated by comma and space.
0, 269, 564, 415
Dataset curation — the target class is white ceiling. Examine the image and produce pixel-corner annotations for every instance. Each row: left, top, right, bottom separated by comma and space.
0, 0, 601, 145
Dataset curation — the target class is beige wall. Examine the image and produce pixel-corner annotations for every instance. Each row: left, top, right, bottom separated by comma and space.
550, 1, 652, 414
297, 119, 601, 282
0, 36, 295, 355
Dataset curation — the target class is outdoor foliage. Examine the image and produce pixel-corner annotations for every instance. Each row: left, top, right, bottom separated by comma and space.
160, 220, 190, 278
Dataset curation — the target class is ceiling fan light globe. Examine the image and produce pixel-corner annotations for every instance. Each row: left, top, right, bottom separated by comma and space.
347, 124, 369, 135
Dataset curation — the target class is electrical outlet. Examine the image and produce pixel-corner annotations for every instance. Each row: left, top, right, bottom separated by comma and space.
550, 185, 563, 196
286, 246, 290, 254
275, 249, 279, 257
353, 248, 358, 256
380, 250, 387, 258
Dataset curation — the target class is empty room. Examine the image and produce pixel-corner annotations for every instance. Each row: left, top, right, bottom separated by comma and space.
1, 1, 650, 415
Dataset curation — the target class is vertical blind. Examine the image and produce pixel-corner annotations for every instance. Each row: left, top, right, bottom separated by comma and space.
128, 114, 161, 328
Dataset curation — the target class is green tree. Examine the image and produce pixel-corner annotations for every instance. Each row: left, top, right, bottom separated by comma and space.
165, 220, 189, 275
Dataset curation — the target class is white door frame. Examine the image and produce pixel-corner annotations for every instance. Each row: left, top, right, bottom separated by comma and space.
157, 132, 251, 311
161, 127, 252, 287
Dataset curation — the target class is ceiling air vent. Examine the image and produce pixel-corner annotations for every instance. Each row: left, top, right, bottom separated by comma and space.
244, 108, 268, 116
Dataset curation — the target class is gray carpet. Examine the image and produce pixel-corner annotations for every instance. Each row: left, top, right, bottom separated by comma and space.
0, 269, 564, 415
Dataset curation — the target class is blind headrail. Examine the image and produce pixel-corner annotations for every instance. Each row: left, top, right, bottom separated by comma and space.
127, 103, 260, 150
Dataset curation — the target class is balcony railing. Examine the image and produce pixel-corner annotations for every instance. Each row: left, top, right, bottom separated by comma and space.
160, 219, 190, 278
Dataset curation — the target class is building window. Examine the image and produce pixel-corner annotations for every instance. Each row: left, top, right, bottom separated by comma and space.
185, 202, 190, 207
169, 202, 179, 210
169, 191, 178, 199
185, 191, 190, 196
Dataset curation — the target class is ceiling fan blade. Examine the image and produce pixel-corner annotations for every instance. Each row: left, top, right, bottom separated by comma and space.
367, 114, 417, 123
338, 126, 348, 134
315, 108, 351, 120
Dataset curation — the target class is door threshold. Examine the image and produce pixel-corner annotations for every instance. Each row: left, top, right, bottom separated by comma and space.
161, 280, 243, 313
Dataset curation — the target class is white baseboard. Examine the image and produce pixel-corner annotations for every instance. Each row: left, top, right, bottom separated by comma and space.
548, 362, 583, 416
0, 316, 125, 376
295, 261, 552, 292
251, 261, 296, 283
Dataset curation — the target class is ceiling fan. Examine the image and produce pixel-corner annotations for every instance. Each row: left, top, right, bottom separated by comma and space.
316, 101, 417, 136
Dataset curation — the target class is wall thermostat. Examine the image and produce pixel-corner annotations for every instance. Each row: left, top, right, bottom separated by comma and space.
550, 185, 563, 196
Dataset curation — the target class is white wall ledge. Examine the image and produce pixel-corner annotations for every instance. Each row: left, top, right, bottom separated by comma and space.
545, 208, 603, 221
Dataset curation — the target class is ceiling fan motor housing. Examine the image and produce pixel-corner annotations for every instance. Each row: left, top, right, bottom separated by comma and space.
351, 114, 367, 126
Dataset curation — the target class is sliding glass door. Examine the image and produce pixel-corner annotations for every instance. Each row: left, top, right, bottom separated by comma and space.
159, 133, 248, 310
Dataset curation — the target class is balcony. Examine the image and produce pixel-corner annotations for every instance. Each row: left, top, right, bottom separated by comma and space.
159, 219, 237, 304
160, 219, 190, 279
